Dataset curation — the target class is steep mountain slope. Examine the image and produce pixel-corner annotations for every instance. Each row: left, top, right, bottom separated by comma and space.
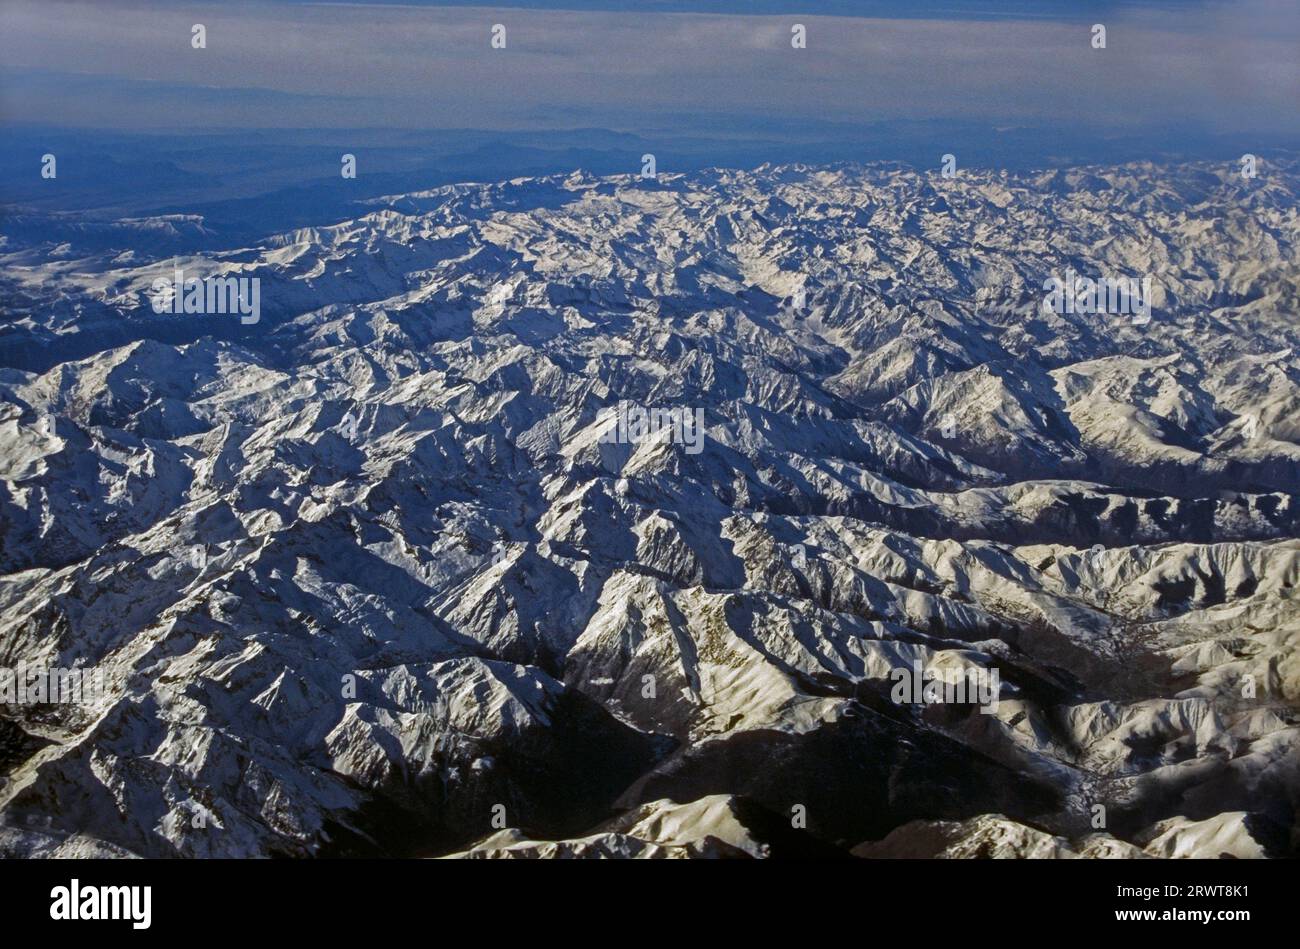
1, 160, 1297, 857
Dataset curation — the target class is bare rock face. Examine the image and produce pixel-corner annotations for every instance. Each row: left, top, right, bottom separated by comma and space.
444, 795, 768, 859
1, 160, 1298, 858
853, 810, 1279, 860
852, 815, 1148, 859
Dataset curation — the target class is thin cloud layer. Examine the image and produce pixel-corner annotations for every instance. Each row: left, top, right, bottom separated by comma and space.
0, 0, 1295, 134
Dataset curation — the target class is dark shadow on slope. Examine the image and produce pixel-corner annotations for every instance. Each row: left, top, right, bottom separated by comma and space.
617, 707, 1062, 851
324, 688, 674, 858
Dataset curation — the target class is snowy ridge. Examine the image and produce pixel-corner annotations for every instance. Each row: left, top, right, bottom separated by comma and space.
0, 159, 1298, 858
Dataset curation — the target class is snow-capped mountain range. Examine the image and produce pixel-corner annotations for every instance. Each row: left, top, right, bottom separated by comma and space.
1, 158, 1297, 857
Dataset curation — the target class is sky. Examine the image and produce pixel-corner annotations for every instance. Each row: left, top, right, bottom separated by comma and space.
1, 0, 1296, 135
1, 0, 1297, 225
